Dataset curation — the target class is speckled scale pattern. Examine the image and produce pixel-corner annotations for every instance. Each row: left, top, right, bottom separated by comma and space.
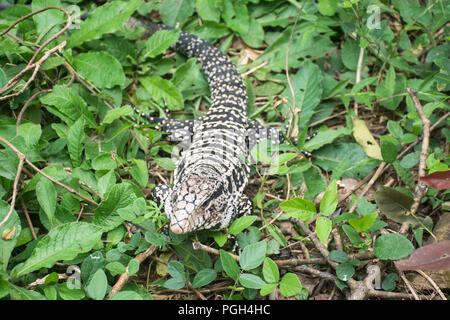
142, 24, 253, 234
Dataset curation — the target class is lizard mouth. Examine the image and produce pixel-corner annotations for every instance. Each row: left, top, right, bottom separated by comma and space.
170, 218, 190, 234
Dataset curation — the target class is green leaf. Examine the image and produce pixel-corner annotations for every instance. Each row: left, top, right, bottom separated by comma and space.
106, 261, 126, 276
318, 0, 338, 16
160, 0, 195, 26
282, 60, 323, 129
239, 273, 266, 289
36, 178, 57, 227
316, 216, 332, 243
144, 29, 180, 58
58, 282, 86, 300
304, 127, 350, 152
328, 250, 348, 263
320, 180, 338, 216
228, 215, 257, 235
9, 285, 46, 300
154, 157, 176, 171
73, 52, 126, 89
130, 159, 149, 187
387, 121, 403, 139
220, 250, 240, 281
92, 183, 137, 232
239, 240, 267, 271
380, 136, 398, 163
196, 0, 220, 23
16, 222, 103, 277
192, 269, 217, 288
279, 273, 302, 297
102, 105, 134, 125
262, 257, 279, 284
67, 0, 141, 48
382, 273, 398, 291
374, 234, 414, 260
280, 197, 316, 221
260, 283, 278, 296
140, 76, 183, 111
39, 85, 94, 127
374, 186, 417, 225
342, 224, 364, 246
86, 269, 108, 300
67, 117, 85, 168
348, 212, 378, 232
336, 262, 355, 281
342, 38, 365, 71
144, 231, 169, 247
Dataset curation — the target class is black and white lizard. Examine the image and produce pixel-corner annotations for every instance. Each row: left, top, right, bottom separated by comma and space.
127, 19, 301, 235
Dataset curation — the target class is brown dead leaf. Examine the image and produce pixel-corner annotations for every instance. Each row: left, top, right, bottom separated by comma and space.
420, 170, 450, 190
395, 240, 450, 271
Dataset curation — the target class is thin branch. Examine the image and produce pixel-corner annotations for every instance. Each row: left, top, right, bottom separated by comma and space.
0, 153, 24, 228
107, 244, 157, 299
0, 137, 98, 206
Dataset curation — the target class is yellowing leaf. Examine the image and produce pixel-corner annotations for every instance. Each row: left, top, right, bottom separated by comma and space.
352, 117, 382, 160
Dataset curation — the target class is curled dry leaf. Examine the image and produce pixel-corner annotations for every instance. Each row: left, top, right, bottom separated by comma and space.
395, 240, 450, 271
420, 170, 450, 190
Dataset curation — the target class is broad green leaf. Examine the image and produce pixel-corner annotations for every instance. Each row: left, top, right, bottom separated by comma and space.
352, 117, 382, 160
279, 273, 302, 297
387, 121, 403, 139
374, 186, 417, 225
336, 262, 355, 281
154, 157, 176, 171
348, 212, 378, 232
196, 0, 220, 23
239, 240, 267, 270
92, 153, 117, 171
160, 0, 195, 26
36, 178, 57, 227
280, 197, 316, 221
282, 60, 323, 130
102, 105, 134, 125
260, 283, 278, 296
380, 136, 398, 163
192, 269, 217, 288
328, 250, 348, 263
316, 216, 332, 243
320, 180, 338, 216
342, 224, 364, 246
144, 29, 180, 58
304, 127, 350, 152
9, 285, 46, 300
382, 273, 399, 291
262, 257, 279, 284
342, 38, 365, 71
86, 269, 108, 300
228, 215, 257, 235
32, 0, 64, 41
241, 18, 264, 48
212, 231, 227, 247
17, 122, 41, 148
16, 222, 103, 277
140, 76, 183, 111
144, 231, 169, 247
73, 52, 126, 89
374, 233, 414, 260
39, 85, 95, 127
67, 117, 85, 168
68, 0, 141, 48
239, 273, 265, 289
220, 250, 240, 281
130, 159, 149, 187
58, 282, 86, 300
318, 0, 338, 16
92, 183, 137, 231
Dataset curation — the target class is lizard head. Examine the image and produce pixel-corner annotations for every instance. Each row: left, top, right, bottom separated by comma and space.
169, 171, 227, 234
